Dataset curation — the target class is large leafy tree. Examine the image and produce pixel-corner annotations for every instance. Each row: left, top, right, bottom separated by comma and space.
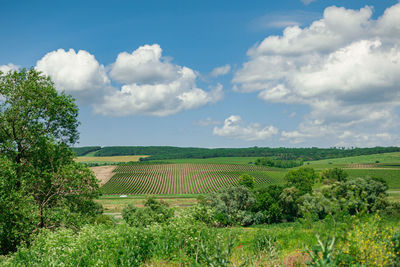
0, 69, 101, 254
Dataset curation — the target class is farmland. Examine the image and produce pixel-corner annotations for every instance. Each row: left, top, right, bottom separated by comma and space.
100, 163, 281, 194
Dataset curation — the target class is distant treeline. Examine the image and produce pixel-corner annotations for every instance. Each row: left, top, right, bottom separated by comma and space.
71, 146, 101, 156
255, 157, 303, 168
71, 146, 400, 161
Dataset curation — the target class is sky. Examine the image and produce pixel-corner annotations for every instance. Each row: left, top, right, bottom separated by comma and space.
1, 0, 400, 148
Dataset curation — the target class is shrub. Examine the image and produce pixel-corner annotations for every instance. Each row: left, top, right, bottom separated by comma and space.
285, 167, 318, 195
321, 168, 349, 182
122, 197, 174, 227
253, 185, 284, 223
206, 186, 260, 226
238, 174, 255, 189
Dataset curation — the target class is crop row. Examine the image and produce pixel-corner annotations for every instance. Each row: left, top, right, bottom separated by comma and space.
101, 163, 280, 194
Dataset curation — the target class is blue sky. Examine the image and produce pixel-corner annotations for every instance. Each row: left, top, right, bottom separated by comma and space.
1, 0, 400, 148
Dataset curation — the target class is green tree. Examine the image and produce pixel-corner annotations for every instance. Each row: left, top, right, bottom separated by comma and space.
238, 173, 255, 189
321, 168, 349, 182
285, 167, 318, 195
0, 69, 100, 254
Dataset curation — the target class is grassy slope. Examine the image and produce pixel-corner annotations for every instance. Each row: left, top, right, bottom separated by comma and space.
306, 152, 400, 169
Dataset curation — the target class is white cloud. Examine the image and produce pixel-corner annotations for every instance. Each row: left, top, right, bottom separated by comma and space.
94, 46, 223, 116
95, 68, 223, 116
36, 49, 110, 103
210, 64, 231, 77
234, 3, 400, 146
0, 63, 19, 73
249, 11, 320, 31
109, 44, 179, 84
213, 115, 278, 141
31, 44, 221, 116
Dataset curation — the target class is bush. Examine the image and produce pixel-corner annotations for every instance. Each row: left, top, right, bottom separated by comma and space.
238, 174, 255, 189
122, 197, 174, 227
330, 176, 388, 214
321, 168, 349, 182
206, 186, 261, 226
285, 167, 318, 195
253, 185, 284, 223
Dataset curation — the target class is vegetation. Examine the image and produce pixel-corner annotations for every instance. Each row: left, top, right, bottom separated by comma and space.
2, 70, 400, 266
0, 69, 101, 254
3, 170, 400, 265
73, 145, 400, 161
122, 197, 174, 227
255, 157, 303, 168
101, 163, 280, 194
71, 146, 101, 156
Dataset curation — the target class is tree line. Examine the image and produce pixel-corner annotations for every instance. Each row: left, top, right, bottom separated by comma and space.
72, 145, 400, 161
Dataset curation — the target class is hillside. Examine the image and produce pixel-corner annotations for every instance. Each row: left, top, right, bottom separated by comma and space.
71, 145, 400, 161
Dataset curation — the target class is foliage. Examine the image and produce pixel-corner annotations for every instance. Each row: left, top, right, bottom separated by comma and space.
306, 234, 336, 267
206, 186, 263, 226
253, 185, 284, 223
72, 145, 400, 161
321, 168, 349, 182
0, 69, 100, 254
122, 197, 174, 227
238, 173, 255, 189
0, 157, 38, 255
71, 146, 101, 156
335, 214, 397, 266
1, 219, 239, 266
285, 167, 319, 195
255, 157, 303, 168
329, 176, 388, 214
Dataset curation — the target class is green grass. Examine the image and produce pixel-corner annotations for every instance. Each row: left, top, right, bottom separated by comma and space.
82, 150, 101, 157
307, 152, 400, 169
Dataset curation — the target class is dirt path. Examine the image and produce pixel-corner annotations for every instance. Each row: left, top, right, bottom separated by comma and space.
90, 166, 116, 185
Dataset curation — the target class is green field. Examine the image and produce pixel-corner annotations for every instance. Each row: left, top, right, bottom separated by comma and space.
306, 152, 400, 169
96, 152, 400, 197
101, 163, 283, 194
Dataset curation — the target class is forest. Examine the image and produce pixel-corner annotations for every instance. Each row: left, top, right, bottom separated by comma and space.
73, 145, 400, 161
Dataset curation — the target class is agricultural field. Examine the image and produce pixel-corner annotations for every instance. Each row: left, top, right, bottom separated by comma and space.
100, 163, 282, 194
306, 152, 400, 170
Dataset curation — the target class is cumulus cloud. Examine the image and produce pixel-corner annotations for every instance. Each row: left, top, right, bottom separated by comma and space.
233, 3, 400, 146
109, 44, 179, 84
36, 49, 111, 103
213, 115, 278, 141
94, 45, 223, 116
31, 44, 221, 116
0, 63, 19, 73
95, 68, 223, 116
210, 64, 231, 77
